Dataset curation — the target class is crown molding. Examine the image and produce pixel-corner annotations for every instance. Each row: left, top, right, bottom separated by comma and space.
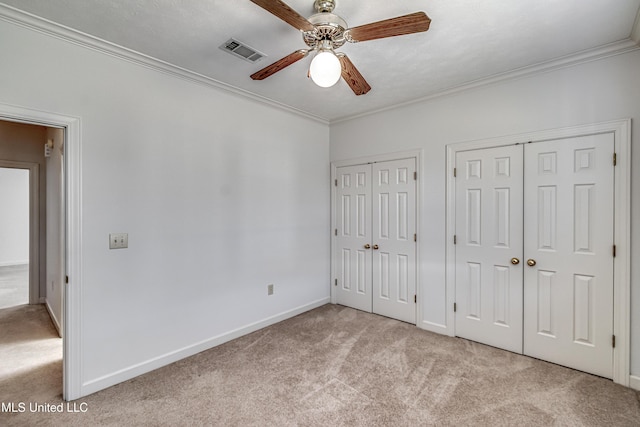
333, 37, 640, 124
0, 3, 330, 125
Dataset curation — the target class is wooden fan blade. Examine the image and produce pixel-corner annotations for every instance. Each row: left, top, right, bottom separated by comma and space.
250, 50, 308, 80
339, 54, 371, 96
250, 0, 315, 32
347, 11, 431, 42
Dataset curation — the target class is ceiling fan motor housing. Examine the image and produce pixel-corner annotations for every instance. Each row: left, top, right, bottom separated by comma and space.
304, 11, 348, 49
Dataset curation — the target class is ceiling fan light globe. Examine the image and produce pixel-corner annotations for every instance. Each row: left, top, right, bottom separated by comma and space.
309, 50, 342, 88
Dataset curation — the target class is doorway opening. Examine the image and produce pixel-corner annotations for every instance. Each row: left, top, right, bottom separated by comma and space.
0, 118, 65, 400
0, 103, 81, 401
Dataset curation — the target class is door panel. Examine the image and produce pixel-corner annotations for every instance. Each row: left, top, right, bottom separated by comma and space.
372, 159, 416, 323
455, 146, 524, 353
523, 134, 614, 378
336, 164, 372, 312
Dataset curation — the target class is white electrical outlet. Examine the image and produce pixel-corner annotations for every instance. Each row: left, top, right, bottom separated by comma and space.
268, 284, 274, 295
109, 233, 128, 249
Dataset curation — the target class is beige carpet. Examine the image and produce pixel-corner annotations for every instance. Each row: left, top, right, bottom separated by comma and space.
0, 265, 29, 309
1, 304, 639, 426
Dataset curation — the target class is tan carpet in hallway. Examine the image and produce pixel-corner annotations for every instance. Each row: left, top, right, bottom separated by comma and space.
1, 303, 639, 426
0, 304, 62, 415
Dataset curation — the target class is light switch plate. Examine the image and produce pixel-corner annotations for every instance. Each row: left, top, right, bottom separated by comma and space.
109, 233, 128, 249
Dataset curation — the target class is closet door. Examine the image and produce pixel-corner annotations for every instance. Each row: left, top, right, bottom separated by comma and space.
523, 134, 614, 378
372, 158, 417, 323
454, 146, 524, 353
334, 158, 418, 323
335, 164, 373, 313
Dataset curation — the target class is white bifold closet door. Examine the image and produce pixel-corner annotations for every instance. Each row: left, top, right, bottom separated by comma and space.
455, 145, 524, 353
335, 164, 372, 313
335, 158, 417, 324
455, 133, 614, 378
522, 135, 614, 378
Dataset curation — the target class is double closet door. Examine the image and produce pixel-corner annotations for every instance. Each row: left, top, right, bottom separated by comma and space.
455, 133, 614, 378
335, 158, 417, 324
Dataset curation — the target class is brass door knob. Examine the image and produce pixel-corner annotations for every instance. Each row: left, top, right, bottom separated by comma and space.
364, 244, 371, 249
527, 259, 537, 267
511, 258, 520, 265
373, 244, 379, 250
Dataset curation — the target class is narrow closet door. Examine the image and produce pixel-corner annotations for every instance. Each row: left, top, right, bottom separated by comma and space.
455, 145, 524, 353
372, 158, 417, 323
523, 134, 614, 378
335, 164, 373, 313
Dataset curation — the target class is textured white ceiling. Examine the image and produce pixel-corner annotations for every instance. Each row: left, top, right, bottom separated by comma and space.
2, 0, 640, 122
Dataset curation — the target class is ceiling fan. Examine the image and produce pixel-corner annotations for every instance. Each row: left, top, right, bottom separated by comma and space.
249, 0, 431, 95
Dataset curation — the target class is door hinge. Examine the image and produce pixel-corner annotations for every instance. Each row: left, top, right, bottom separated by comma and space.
334, 179, 338, 186
65, 276, 69, 284
414, 233, 417, 242
454, 302, 457, 312
613, 245, 616, 257
414, 171, 417, 180
334, 278, 337, 287
335, 228, 338, 236
453, 235, 457, 245
613, 153, 617, 166
612, 334, 616, 348
414, 294, 417, 304
453, 167, 457, 178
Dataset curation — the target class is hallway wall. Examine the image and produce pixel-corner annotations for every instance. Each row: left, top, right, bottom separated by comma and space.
0, 167, 29, 266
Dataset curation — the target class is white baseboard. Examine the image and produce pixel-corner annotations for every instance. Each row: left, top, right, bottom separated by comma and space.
0, 260, 29, 267
630, 375, 640, 391
80, 297, 330, 397
44, 299, 62, 338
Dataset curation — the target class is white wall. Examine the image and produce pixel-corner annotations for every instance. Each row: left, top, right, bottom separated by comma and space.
0, 18, 330, 396
0, 167, 29, 266
331, 50, 640, 375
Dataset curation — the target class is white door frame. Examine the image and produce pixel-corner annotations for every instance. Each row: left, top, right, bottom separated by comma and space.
331, 149, 423, 325
0, 160, 39, 304
445, 119, 631, 386
0, 103, 82, 400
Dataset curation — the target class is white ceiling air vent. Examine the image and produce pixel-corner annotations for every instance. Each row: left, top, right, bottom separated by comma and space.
220, 38, 266, 63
